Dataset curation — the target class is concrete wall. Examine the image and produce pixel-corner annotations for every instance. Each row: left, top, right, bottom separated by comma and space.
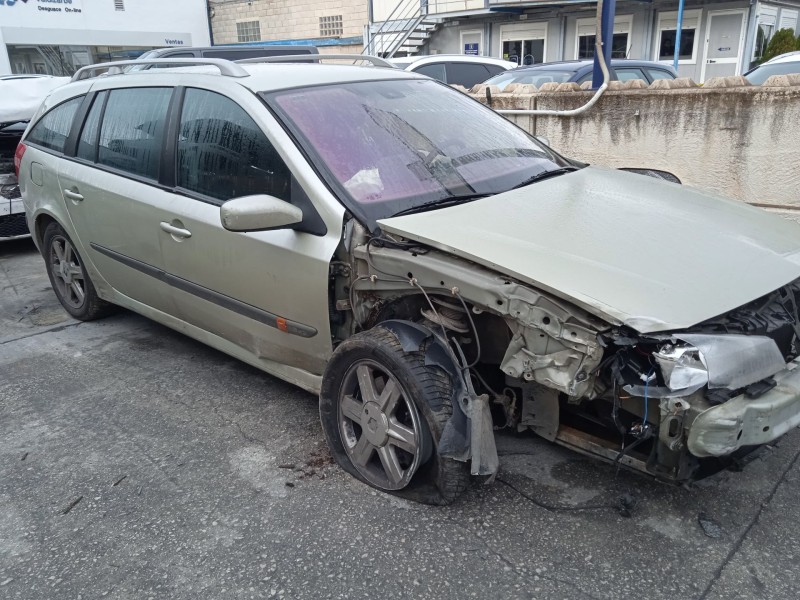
468, 76, 800, 217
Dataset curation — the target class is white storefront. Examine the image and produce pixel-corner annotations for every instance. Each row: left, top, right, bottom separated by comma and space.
0, 0, 211, 75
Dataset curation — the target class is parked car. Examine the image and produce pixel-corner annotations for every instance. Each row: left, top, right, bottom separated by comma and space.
19, 56, 800, 504
130, 45, 320, 71
483, 59, 678, 90
744, 52, 800, 85
1, 75, 69, 240
390, 54, 516, 88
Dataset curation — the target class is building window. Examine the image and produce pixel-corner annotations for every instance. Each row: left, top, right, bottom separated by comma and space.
575, 16, 632, 60
237, 21, 262, 43
500, 22, 548, 65
655, 10, 701, 64
114, 0, 124, 11
320, 15, 343, 38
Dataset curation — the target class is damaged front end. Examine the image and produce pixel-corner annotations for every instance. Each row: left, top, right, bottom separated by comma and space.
334, 223, 800, 484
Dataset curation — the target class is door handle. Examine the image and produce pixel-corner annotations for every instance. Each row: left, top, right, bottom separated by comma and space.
63, 189, 84, 202
708, 59, 716, 64
159, 221, 192, 239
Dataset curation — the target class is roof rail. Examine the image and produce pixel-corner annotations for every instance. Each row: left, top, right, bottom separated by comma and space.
70, 58, 249, 82
235, 54, 397, 68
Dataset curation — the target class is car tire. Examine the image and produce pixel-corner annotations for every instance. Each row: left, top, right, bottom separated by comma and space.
42, 222, 111, 321
320, 326, 470, 505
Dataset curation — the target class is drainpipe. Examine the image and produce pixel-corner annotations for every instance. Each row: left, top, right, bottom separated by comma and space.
206, 0, 215, 46
591, 0, 615, 88
496, 0, 610, 117
673, 0, 685, 71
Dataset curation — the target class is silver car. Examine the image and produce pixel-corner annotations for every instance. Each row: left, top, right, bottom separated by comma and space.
19, 57, 800, 504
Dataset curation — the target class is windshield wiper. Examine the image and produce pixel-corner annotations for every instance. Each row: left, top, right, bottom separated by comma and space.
390, 193, 487, 218
511, 166, 578, 190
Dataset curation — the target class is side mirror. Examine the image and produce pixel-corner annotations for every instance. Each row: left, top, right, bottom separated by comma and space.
220, 194, 303, 232
534, 135, 551, 147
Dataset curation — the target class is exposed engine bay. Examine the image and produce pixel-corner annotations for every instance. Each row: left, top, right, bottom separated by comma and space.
331, 221, 800, 484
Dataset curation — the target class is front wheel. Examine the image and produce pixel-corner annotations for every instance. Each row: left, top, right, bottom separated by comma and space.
320, 326, 470, 504
42, 222, 111, 321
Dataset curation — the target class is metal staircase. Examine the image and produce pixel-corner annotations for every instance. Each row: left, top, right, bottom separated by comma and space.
364, 3, 444, 58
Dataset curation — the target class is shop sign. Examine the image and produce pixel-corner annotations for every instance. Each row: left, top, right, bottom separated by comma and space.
464, 43, 479, 56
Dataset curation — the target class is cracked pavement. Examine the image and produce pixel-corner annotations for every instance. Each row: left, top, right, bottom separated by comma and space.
2, 238, 800, 599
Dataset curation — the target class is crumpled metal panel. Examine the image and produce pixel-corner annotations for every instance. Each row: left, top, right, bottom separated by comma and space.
378, 166, 800, 333
677, 334, 785, 390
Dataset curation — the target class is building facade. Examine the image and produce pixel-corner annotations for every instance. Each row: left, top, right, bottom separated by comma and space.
370, 1, 800, 81
208, 0, 369, 54
0, 0, 211, 76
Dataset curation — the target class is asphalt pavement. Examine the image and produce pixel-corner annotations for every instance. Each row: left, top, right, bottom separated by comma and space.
2, 237, 799, 600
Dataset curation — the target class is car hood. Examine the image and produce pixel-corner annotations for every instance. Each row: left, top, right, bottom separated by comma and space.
377, 166, 800, 333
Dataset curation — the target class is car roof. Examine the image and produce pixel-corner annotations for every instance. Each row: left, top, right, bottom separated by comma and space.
48, 63, 425, 103
393, 55, 517, 69
506, 59, 676, 73
764, 51, 800, 64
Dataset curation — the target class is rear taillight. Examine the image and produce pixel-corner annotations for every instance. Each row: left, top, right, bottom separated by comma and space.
14, 143, 26, 179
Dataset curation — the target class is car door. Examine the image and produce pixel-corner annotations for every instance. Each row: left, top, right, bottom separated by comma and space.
57, 86, 178, 315
444, 62, 492, 88
157, 86, 340, 376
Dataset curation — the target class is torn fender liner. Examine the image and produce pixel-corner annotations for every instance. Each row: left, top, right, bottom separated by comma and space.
378, 320, 499, 476
677, 334, 785, 390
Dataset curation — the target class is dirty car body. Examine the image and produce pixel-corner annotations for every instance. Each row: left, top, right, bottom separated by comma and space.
19, 59, 800, 503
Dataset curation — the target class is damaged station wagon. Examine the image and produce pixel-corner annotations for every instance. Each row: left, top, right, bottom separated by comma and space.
19, 56, 800, 504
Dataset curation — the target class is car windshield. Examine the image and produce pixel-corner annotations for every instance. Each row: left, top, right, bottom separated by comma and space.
266, 79, 571, 226
484, 69, 577, 91
744, 61, 800, 84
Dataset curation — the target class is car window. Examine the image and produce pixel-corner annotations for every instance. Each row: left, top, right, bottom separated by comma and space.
445, 63, 491, 88
97, 87, 172, 180
26, 96, 83, 153
488, 70, 576, 90
647, 68, 674, 80
413, 63, 446, 82
76, 91, 107, 162
177, 88, 291, 203
744, 61, 800, 84
615, 67, 648, 82
484, 64, 506, 78
268, 79, 572, 227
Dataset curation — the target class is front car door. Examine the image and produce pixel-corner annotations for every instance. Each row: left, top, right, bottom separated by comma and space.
157, 85, 343, 384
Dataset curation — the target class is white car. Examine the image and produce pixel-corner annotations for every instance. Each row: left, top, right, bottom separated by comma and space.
390, 54, 516, 88
745, 51, 800, 84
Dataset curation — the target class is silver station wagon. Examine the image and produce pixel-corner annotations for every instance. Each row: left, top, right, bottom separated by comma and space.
19, 56, 800, 504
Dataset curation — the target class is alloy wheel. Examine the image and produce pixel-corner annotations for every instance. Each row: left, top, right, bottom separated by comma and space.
49, 235, 86, 310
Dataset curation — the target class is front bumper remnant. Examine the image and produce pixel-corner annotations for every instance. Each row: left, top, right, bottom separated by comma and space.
688, 359, 800, 457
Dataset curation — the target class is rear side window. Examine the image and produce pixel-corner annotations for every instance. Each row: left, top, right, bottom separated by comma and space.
445, 63, 491, 88
414, 63, 446, 82
484, 64, 506, 78
98, 87, 172, 180
76, 91, 107, 162
615, 67, 648, 82
26, 96, 83, 153
176, 88, 291, 202
647, 68, 674, 81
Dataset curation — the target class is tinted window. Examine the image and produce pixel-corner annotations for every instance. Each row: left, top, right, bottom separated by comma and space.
414, 63, 446, 82
98, 87, 172, 179
484, 64, 506, 78
177, 88, 290, 202
647, 68, 675, 80
26, 96, 83, 153
77, 91, 107, 162
445, 63, 491, 87
615, 67, 648, 82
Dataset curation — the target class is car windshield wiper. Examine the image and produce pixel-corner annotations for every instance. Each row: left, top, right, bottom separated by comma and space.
511, 166, 578, 190
390, 193, 487, 218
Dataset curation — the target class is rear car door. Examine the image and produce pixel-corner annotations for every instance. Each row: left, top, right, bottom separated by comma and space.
444, 62, 492, 88
157, 86, 340, 376
56, 86, 178, 315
